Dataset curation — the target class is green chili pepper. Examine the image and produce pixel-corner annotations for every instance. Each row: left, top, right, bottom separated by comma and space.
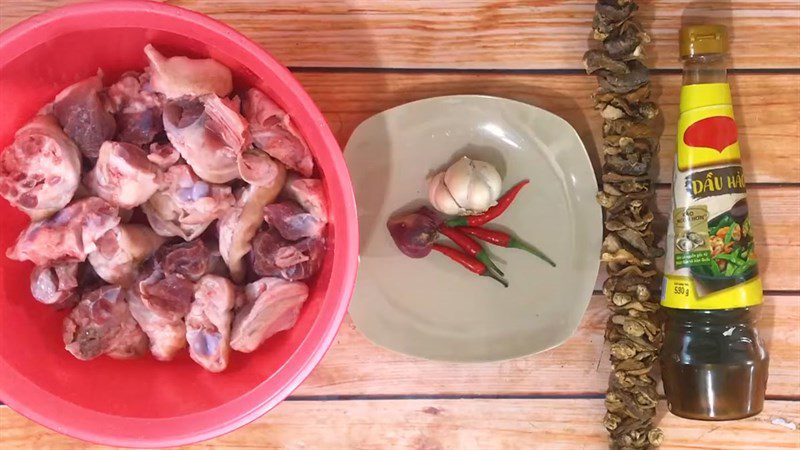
713, 215, 733, 232
733, 260, 758, 276
724, 224, 737, 244
716, 253, 745, 265
724, 261, 737, 276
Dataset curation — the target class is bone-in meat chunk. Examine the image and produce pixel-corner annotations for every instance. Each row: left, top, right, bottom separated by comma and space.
0, 115, 82, 220
88, 224, 165, 286
230, 277, 309, 353
250, 228, 325, 281
157, 239, 213, 282
264, 200, 325, 241
147, 142, 181, 169
30, 263, 80, 308
52, 73, 116, 158
107, 71, 164, 146
84, 141, 160, 209
63, 285, 148, 360
141, 164, 234, 241
127, 286, 185, 361
282, 175, 328, 223
218, 166, 286, 282
138, 266, 194, 322
237, 149, 282, 187
7, 197, 120, 266
144, 44, 233, 99
243, 88, 313, 177
163, 94, 248, 184
186, 275, 236, 372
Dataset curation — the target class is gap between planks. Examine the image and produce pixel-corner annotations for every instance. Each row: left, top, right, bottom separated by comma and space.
283, 394, 800, 402
289, 67, 800, 75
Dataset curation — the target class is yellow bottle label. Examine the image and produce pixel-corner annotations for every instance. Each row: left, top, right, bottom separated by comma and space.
677, 84, 741, 171
662, 83, 762, 310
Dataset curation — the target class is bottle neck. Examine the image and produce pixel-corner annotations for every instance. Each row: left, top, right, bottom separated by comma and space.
682, 53, 728, 85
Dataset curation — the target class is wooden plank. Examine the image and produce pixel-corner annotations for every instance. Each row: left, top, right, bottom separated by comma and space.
2, 399, 799, 449
1, 1, 799, 70
294, 72, 800, 184
297, 294, 799, 398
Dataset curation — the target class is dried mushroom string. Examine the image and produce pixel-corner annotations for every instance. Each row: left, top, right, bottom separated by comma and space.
583, 1, 664, 449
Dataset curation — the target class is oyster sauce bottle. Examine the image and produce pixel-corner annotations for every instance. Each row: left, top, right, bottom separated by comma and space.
659, 25, 769, 420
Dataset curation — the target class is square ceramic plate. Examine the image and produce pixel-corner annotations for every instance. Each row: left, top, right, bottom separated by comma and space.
344, 95, 602, 362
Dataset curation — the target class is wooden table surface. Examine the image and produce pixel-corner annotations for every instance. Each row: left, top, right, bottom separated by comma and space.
1, 1, 799, 449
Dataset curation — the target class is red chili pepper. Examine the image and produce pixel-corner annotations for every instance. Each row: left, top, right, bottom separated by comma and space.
446, 180, 530, 227
438, 225, 504, 277
432, 243, 508, 287
459, 226, 556, 267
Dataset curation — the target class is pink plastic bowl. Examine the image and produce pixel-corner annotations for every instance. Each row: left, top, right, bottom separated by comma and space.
0, 1, 358, 447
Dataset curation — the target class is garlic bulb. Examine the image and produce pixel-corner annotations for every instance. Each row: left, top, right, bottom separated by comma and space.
428, 157, 502, 216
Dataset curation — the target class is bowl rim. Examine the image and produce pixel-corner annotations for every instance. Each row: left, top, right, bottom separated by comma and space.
0, 1, 359, 447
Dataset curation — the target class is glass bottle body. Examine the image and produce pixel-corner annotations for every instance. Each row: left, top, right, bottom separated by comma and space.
660, 50, 769, 421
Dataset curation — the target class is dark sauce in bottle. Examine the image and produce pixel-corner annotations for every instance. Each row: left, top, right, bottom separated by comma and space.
661, 307, 768, 420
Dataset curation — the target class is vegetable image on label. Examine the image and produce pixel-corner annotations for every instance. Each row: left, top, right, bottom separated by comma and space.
689, 199, 758, 296
683, 116, 738, 153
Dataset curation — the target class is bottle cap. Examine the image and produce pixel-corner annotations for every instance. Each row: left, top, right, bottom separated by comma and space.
679, 24, 729, 58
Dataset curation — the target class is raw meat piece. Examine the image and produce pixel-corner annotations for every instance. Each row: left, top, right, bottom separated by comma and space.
243, 88, 313, 177
163, 95, 249, 183
63, 285, 148, 360
141, 164, 234, 241
106, 71, 164, 146
30, 263, 80, 308
52, 73, 116, 158
0, 115, 82, 220
127, 287, 185, 361
264, 201, 325, 241
157, 239, 213, 281
84, 141, 160, 208
138, 264, 194, 321
88, 224, 166, 286
218, 166, 286, 282
7, 197, 120, 266
237, 149, 282, 186
282, 175, 328, 223
186, 275, 236, 372
147, 142, 181, 169
144, 44, 233, 99
230, 277, 309, 353
250, 228, 325, 281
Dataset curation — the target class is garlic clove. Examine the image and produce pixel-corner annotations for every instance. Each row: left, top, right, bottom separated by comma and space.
463, 180, 494, 212
472, 160, 502, 200
428, 172, 463, 215
442, 157, 473, 212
